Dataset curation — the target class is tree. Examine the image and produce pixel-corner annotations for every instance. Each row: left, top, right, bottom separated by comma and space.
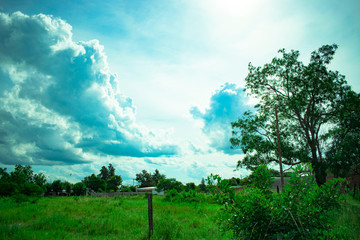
135, 169, 165, 187
156, 178, 183, 192
136, 170, 153, 187
51, 180, 63, 195
0, 165, 46, 196
83, 174, 106, 192
87, 163, 123, 192
73, 182, 86, 196
107, 175, 122, 192
326, 91, 360, 177
63, 181, 73, 195
108, 163, 115, 177
185, 182, 196, 191
11, 165, 34, 184
33, 172, 47, 189
98, 166, 110, 181
152, 169, 166, 185
231, 44, 356, 185
198, 178, 207, 192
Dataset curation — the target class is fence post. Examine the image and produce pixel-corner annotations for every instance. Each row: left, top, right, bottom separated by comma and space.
148, 193, 153, 238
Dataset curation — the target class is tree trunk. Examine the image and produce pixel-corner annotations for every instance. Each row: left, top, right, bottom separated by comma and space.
313, 159, 327, 186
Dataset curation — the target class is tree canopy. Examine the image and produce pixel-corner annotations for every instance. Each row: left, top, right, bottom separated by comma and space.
135, 169, 165, 187
83, 163, 122, 192
231, 44, 359, 185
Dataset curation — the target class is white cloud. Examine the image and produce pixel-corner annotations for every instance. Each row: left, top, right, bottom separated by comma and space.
0, 12, 179, 166
191, 83, 252, 154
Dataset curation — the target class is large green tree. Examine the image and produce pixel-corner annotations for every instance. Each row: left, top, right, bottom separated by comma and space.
0, 165, 46, 196
231, 44, 358, 185
84, 163, 122, 192
135, 169, 165, 187
325, 90, 360, 177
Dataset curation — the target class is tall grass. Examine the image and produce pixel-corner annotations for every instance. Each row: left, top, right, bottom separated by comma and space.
328, 195, 360, 239
0, 195, 230, 240
1, 194, 358, 239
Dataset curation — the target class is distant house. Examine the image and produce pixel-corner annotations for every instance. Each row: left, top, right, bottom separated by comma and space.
136, 187, 164, 195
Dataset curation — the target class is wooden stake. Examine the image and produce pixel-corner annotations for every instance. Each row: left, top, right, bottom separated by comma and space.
148, 193, 153, 237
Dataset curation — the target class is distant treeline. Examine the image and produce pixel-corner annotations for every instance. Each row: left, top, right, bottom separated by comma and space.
0, 163, 290, 201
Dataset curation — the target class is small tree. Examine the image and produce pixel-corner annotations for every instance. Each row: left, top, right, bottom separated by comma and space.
83, 174, 106, 192
135, 169, 165, 187
107, 175, 122, 192
73, 182, 86, 196
51, 180, 63, 195
156, 178, 183, 192
198, 178, 207, 192
184, 182, 196, 191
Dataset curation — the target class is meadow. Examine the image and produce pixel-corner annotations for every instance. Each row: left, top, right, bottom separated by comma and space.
1, 194, 359, 240
0, 195, 232, 240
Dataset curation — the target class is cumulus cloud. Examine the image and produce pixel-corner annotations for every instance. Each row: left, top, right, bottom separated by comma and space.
190, 83, 251, 154
0, 12, 178, 165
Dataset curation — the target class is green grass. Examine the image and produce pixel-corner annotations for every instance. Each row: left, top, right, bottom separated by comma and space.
328, 195, 360, 240
1, 194, 359, 240
0, 195, 232, 240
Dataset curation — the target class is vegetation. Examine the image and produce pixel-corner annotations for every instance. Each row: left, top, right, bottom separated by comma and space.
0, 165, 46, 199
156, 178, 183, 192
136, 169, 165, 188
230, 44, 359, 185
219, 165, 348, 239
1, 44, 359, 239
0, 195, 231, 240
83, 163, 122, 192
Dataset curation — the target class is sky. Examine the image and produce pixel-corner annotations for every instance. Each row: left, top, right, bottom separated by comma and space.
0, 0, 359, 184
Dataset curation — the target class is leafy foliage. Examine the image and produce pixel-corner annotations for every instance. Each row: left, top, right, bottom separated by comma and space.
72, 182, 86, 196
0, 165, 46, 197
231, 44, 358, 185
249, 165, 273, 194
83, 163, 122, 192
157, 178, 183, 192
206, 174, 235, 204
220, 164, 345, 239
135, 169, 165, 187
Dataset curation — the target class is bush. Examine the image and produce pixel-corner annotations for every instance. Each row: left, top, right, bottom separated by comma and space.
156, 178, 183, 192
249, 165, 273, 194
72, 182, 86, 196
220, 164, 345, 239
20, 182, 44, 196
120, 185, 136, 192
164, 189, 179, 201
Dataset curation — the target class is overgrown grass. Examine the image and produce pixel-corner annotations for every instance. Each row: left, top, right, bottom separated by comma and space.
0, 195, 231, 240
1, 194, 358, 239
328, 195, 360, 239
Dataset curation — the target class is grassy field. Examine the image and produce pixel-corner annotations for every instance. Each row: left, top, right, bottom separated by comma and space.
0, 195, 232, 240
1, 194, 359, 240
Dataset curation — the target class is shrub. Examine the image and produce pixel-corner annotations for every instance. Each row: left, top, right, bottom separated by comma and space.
156, 178, 183, 192
206, 174, 235, 204
220, 164, 345, 239
164, 189, 179, 201
72, 182, 86, 196
249, 165, 273, 194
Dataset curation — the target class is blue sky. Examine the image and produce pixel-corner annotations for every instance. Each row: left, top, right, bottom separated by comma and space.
0, 0, 359, 184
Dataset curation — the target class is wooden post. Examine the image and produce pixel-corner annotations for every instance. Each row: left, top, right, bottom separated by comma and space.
148, 193, 153, 238
275, 104, 284, 189
277, 185, 279, 194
